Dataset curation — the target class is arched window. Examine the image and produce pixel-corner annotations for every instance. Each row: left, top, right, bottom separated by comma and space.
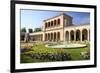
45, 33, 47, 41
70, 30, 74, 41
54, 32, 56, 41
65, 31, 69, 41
82, 29, 88, 41
57, 32, 60, 41
54, 20, 56, 26
58, 19, 60, 25
76, 30, 80, 41
45, 23, 47, 28
48, 22, 50, 27
51, 21, 53, 27
48, 33, 50, 40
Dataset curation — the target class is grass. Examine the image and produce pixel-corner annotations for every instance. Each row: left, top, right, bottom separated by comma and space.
21, 54, 34, 63
20, 42, 90, 63
32, 44, 89, 60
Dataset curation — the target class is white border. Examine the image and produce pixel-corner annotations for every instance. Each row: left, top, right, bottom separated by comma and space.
15, 4, 95, 69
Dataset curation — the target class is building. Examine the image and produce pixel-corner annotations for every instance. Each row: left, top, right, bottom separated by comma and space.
30, 13, 90, 42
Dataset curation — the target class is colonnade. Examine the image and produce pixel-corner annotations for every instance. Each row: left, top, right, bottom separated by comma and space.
65, 29, 90, 41
45, 32, 60, 41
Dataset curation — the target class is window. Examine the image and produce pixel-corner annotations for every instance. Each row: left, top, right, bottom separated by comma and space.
48, 22, 50, 27
45, 23, 47, 28
58, 19, 60, 25
54, 20, 56, 26
51, 21, 53, 27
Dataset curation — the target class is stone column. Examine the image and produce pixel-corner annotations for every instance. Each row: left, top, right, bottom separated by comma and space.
53, 33, 54, 42
50, 33, 52, 41
88, 29, 89, 41
80, 30, 82, 42
49, 33, 50, 41
41, 34, 42, 41
50, 33, 51, 41
69, 31, 70, 42
46, 33, 48, 41
56, 33, 57, 41
39, 35, 40, 41
74, 30, 76, 41
54, 33, 56, 41
64, 32, 66, 41
56, 32, 57, 41
38, 35, 39, 41
89, 30, 90, 41
42, 34, 44, 41
48, 33, 50, 41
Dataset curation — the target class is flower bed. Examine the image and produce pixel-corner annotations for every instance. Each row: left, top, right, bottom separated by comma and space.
21, 51, 71, 63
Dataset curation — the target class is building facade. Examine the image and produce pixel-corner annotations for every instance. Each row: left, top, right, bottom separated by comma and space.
30, 13, 90, 42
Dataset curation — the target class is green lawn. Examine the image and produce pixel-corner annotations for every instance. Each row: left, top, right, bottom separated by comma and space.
21, 43, 90, 63
32, 44, 89, 60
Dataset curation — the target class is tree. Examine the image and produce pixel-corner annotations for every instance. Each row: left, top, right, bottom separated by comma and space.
21, 27, 26, 33
20, 27, 26, 41
34, 28, 42, 32
28, 28, 33, 33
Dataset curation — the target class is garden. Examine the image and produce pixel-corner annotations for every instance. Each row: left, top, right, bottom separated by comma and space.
20, 42, 90, 63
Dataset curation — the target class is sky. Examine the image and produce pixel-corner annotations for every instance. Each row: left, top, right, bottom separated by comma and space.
21, 9, 90, 31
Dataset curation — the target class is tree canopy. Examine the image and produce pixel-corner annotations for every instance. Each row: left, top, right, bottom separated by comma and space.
28, 28, 33, 33
21, 27, 26, 33
34, 28, 42, 32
